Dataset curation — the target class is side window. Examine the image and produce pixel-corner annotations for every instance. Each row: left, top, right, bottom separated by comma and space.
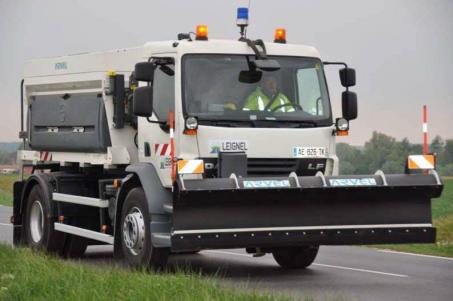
296, 68, 323, 116
153, 65, 175, 121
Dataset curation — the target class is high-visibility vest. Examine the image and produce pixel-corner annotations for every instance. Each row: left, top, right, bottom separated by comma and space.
243, 87, 294, 112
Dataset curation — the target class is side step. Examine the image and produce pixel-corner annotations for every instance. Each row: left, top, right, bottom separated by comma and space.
53, 193, 109, 208
54, 223, 114, 244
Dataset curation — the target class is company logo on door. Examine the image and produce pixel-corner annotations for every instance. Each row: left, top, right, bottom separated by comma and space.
209, 140, 248, 154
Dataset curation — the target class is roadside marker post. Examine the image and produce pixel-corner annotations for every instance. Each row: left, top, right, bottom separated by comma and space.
423, 105, 428, 155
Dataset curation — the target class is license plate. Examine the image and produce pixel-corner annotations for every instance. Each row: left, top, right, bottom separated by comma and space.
292, 147, 326, 158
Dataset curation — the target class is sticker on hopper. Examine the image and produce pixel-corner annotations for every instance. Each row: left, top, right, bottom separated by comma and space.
329, 178, 377, 187
292, 147, 326, 158
209, 140, 248, 154
243, 180, 290, 188
159, 157, 172, 169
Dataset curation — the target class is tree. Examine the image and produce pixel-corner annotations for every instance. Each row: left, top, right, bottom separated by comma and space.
430, 135, 444, 155
335, 132, 453, 175
363, 132, 396, 172
381, 160, 403, 174
441, 139, 453, 164
339, 161, 356, 175
439, 164, 453, 176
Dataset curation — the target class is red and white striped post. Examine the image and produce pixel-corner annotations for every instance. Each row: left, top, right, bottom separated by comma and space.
169, 111, 176, 182
423, 105, 428, 155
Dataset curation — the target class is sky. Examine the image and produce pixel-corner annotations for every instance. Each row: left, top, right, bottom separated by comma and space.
0, 0, 452, 145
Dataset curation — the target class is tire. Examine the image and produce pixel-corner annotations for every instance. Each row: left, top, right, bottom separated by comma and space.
24, 185, 65, 253
272, 246, 319, 269
120, 187, 169, 270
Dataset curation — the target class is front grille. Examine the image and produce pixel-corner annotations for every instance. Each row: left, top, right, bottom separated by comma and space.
202, 157, 327, 178
247, 158, 298, 176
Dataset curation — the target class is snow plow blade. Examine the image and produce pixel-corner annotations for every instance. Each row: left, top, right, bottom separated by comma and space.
171, 172, 443, 251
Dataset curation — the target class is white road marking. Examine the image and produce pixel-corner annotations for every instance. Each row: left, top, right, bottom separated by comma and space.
0, 223, 13, 227
312, 263, 408, 278
204, 250, 408, 278
205, 250, 252, 258
378, 249, 453, 261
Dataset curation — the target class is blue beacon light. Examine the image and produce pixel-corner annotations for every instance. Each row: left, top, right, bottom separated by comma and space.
237, 7, 249, 39
237, 7, 249, 26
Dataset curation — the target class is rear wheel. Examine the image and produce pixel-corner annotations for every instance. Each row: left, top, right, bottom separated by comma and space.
120, 187, 169, 269
24, 185, 65, 253
272, 246, 319, 269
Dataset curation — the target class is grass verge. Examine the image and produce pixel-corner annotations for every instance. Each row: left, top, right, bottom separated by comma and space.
0, 174, 17, 206
0, 244, 293, 301
376, 179, 453, 257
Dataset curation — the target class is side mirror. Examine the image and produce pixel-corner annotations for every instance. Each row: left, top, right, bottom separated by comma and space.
239, 70, 262, 83
135, 62, 155, 82
342, 91, 358, 120
253, 59, 281, 71
339, 68, 356, 87
133, 86, 153, 117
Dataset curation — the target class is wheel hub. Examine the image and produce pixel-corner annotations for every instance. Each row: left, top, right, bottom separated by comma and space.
29, 200, 44, 243
122, 207, 145, 255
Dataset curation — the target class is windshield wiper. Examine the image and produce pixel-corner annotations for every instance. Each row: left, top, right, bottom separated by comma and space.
198, 119, 257, 127
197, 118, 318, 128
253, 119, 318, 128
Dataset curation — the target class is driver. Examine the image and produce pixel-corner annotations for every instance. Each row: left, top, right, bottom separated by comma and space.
242, 75, 295, 112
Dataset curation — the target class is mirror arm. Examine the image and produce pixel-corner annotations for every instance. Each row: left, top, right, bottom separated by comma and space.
146, 117, 166, 125
323, 61, 348, 68
323, 61, 351, 91
243, 38, 267, 59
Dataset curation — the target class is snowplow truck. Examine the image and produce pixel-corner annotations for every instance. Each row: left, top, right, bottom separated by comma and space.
13, 26, 443, 269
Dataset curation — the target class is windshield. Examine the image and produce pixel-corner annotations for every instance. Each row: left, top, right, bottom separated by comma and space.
182, 54, 332, 127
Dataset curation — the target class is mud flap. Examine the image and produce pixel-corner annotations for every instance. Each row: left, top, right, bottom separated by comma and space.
171, 173, 442, 252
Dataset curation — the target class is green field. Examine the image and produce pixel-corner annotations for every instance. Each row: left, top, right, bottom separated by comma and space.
0, 174, 17, 206
0, 245, 294, 301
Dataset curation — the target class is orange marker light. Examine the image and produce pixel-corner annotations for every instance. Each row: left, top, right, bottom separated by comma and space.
274, 28, 286, 43
336, 130, 349, 136
183, 129, 198, 136
196, 25, 208, 40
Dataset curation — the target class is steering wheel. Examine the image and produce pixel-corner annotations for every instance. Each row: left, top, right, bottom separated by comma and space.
269, 102, 303, 112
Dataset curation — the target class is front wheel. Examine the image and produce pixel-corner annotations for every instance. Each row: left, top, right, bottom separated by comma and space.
120, 187, 169, 270
272, 246, 319, 269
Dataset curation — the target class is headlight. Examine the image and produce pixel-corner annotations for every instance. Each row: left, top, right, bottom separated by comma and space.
185, 116, 198, 130
336, 118, 349, 131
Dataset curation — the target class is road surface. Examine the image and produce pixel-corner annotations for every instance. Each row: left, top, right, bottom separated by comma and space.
1, 205, 452, 300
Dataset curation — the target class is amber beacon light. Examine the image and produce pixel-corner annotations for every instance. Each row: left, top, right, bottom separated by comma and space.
196, 25, 208, 40
274, 28, 286, 43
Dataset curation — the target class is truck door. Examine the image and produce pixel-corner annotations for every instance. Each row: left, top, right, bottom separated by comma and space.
138, 59, 175, 187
